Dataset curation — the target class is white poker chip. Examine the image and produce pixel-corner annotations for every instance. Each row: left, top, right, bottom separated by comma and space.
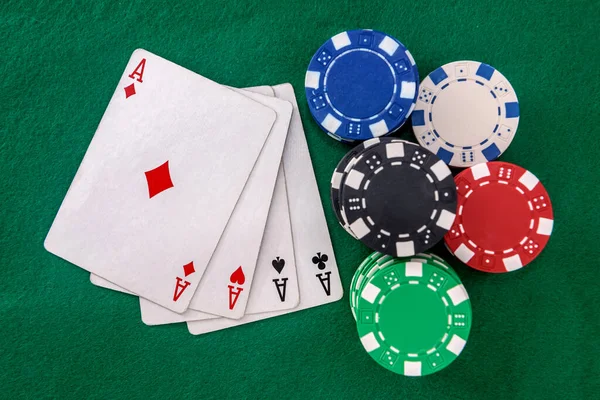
412, 60, 520, 167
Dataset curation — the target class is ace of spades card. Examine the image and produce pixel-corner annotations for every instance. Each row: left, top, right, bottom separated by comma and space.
44, 49, 277, 313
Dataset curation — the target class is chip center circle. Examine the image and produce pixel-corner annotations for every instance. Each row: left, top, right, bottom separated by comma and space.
462, 182, 531, 251
365, 164, 435, 233
325, 49, 395, 119
431, 81, 498, 147
379, 284, 447, 352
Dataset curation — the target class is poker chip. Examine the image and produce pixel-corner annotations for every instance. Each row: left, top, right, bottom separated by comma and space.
340, 140, 457, 256
350, 252, 460, 319
355, 259, 471, 376
330, 138, 408, 237
412, 61, 520, 167
445, 162, 553, 273
305, 29, 419, 142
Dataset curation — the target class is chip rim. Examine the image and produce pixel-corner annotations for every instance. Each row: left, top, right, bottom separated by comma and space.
339, 140, 457, 256
412, 60, 520, 167
444, 161, 554, 273
306, 29, 419, 142
355, 259, 472, 376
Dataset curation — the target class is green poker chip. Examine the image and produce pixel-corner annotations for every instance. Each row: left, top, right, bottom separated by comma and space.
350, 252, 461, 320
355, 259, 472, 376
349, 252, 384, 316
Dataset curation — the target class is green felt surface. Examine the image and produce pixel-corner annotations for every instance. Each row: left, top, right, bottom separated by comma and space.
1, 0, 599, 398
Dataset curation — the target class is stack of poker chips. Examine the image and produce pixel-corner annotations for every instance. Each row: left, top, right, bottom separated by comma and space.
350, 252, 471, 377
305, 29, 554, 376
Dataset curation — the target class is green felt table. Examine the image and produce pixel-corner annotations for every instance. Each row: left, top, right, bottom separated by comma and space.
1, 1, 599, 399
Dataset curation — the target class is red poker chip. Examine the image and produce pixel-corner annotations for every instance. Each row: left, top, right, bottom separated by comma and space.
444, 162, 554, 273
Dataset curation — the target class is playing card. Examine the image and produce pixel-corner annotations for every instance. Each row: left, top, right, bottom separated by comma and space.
89, 86, 276, 295
89, 84, 298, 322
138, 85, 296, 323
243, 166, 298, 314
185, 87, 292, 318
90, 275, 133, 294
139, 164, 298, 325
44, 49, 276, 313
187, 83, 343, 335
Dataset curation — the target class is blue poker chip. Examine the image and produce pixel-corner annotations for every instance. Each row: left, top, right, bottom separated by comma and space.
305, 30, 419, 142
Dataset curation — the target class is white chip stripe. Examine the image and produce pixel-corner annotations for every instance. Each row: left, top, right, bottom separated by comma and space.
360, 282, 381, 304
430, 160, 452, 181
345, 169, 364, 190
446, 284, 469, 306
364, 138, 382, 147
378, 36, 399, 56
400, 81, 416, 100
331, 171, 343, 189
446, 335, 467, 356
471, 163, 491, 180
304, 71, 320, 89
331, 31, 351, 50
503, 254, 523, 271
537, 217, 554, 236
454, 243, 475, 263
519, 170, 539, 191
386, 142, 405, 158
369, 120, 389, 137
404, 361, 422, 376
405, 262, 423, 277
396, 241, 415, 257
321, 114, 342, 134
349, 218, 370, 239
436, 209, 456, 230
360, 332, 380, 352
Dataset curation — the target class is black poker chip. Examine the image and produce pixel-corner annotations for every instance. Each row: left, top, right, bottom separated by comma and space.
330, 138, 408, 238
339, 140, 457, 256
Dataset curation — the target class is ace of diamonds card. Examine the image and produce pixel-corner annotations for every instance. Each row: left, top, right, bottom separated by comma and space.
44, 49, 276, 313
